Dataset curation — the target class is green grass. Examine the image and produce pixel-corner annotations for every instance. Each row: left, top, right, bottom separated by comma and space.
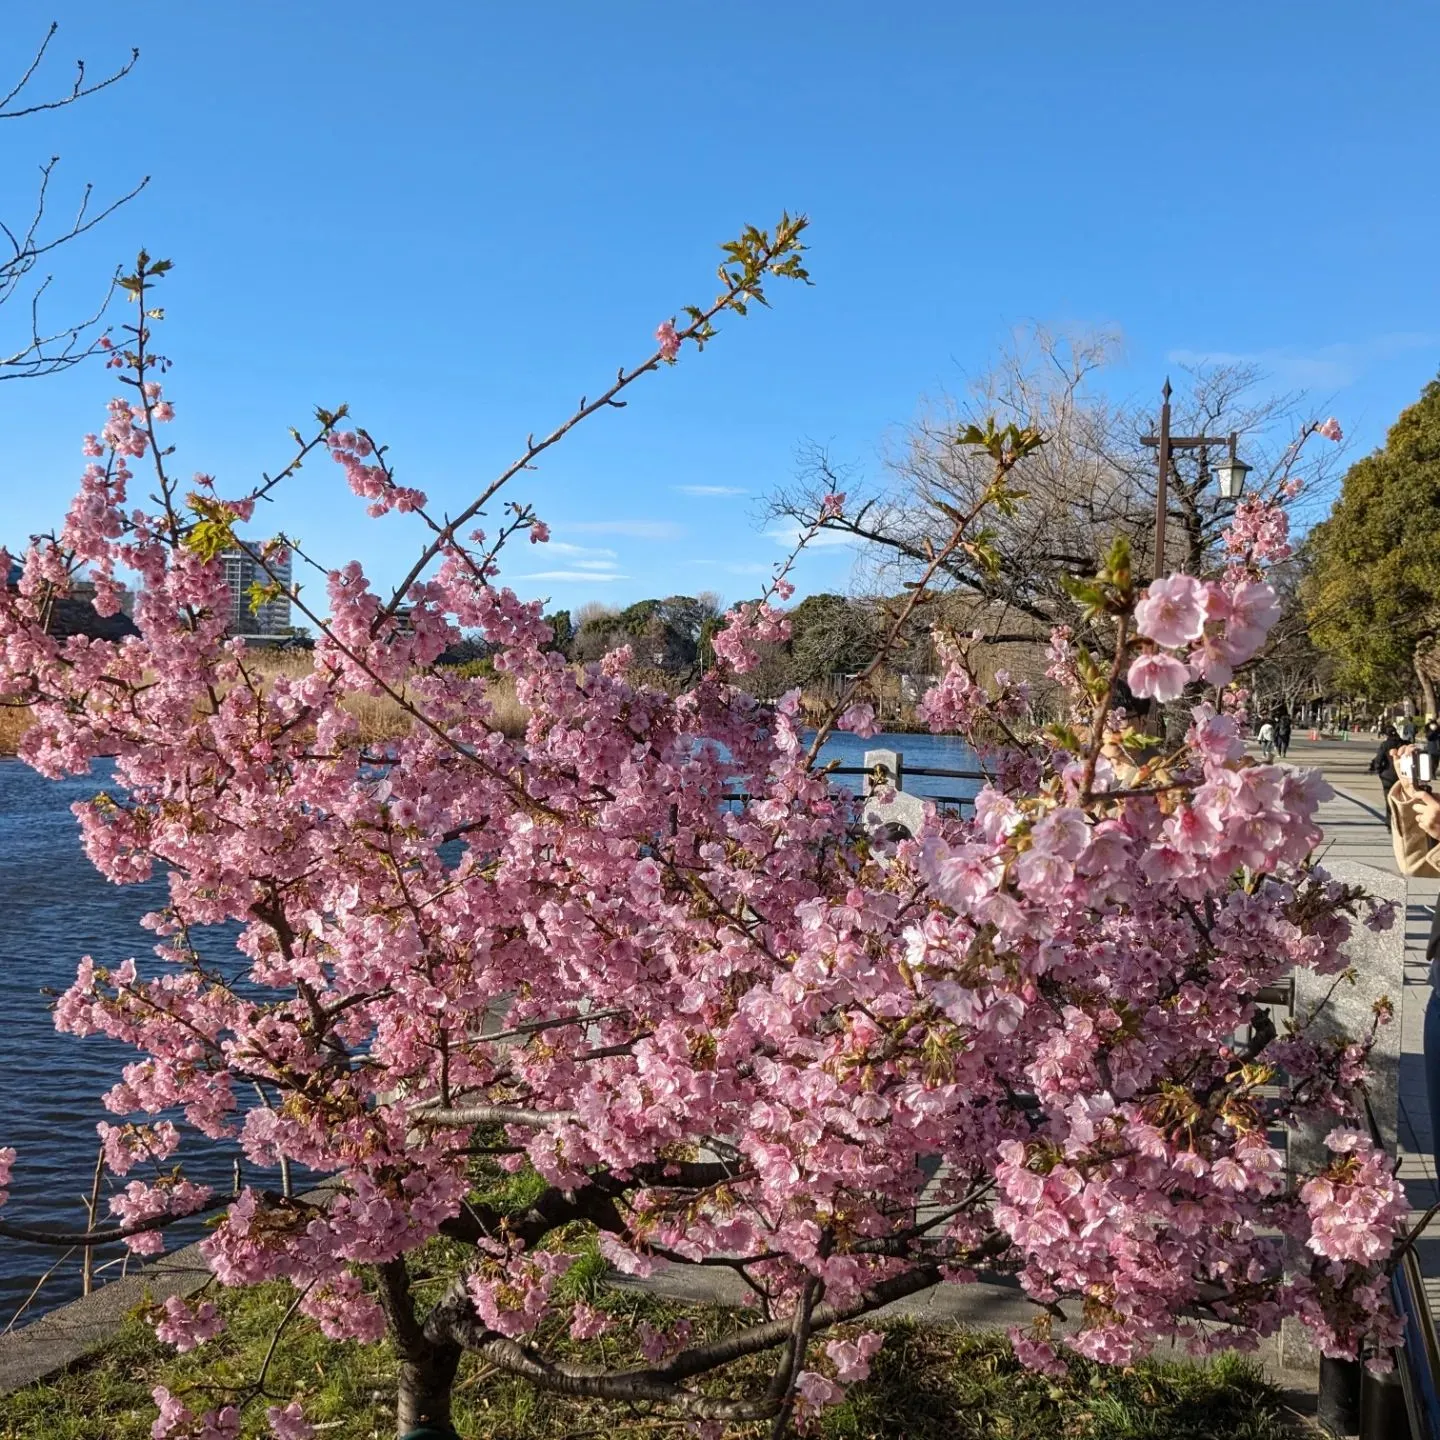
0, 1153, 1302, 1438
0, 1272, 1305, 1440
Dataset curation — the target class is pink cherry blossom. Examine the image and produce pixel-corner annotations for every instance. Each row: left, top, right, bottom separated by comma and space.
711, 599, 791, 673
826, 1330, 884, 1382
1126, 651, 1191, 702
656, 319, 681, 361
1317, 416, 1343, 442
1008, 1326, 1068, 1378
151, 1387, 193, 1439
1133, 574, 1206, 648
794, 1370, 845, 1413
569, 1302, 612, 1340
266, 1403, 314, 1440
837, 702, 879, 738
153, 1295, 226, 1352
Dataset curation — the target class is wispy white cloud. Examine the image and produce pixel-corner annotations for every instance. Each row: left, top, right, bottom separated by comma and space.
528, 540, 623, 580
672, 484, 747, 498
1167, 332, 1440, 390
511, 570, 629, 583
569, 520, 686, 541
764, 524, 860, 550
542, 541, 618, 560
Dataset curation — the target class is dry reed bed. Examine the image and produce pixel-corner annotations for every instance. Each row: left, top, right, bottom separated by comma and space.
0, 705, 34, 755
0, 661, 530, 757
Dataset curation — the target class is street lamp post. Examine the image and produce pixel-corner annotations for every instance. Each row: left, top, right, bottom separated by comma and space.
1135, 381, 1253, 738
1140, 379, 1251, 577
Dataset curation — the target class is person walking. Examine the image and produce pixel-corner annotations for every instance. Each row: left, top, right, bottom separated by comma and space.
1257, 718, 1276, 764
1370, 724, 1402, 825
1274, 711, 1292, 759
1400, 716, 1417, 744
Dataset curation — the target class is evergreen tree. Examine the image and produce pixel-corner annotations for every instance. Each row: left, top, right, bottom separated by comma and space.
1305, 374, 1440, 710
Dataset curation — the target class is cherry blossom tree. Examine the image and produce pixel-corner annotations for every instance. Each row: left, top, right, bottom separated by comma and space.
0, 229, 1413, 1440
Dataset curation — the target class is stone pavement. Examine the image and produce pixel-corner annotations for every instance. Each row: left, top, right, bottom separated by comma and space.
1282, 735, 1440, 1324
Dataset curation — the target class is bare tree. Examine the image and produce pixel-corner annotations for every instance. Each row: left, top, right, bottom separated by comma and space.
1, 22, 145, 381
572, 600, 620, 629
770, 325, 1343, 657
1241, 558, 1335, 718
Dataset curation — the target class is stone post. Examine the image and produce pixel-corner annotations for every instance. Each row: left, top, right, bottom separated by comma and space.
862, 748, 927, 839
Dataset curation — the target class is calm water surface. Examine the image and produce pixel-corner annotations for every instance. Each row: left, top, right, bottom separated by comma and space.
0, 732, 977, 1322
0, 759, 257, 1322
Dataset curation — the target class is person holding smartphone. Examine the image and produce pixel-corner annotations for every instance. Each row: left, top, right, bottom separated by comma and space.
1389, 748, 1440, 1168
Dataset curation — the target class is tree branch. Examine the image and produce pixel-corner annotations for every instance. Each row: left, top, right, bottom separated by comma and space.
0, 1191, 230, 1247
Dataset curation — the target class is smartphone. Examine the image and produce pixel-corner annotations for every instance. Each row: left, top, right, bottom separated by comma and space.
1401, 751, 1433, 791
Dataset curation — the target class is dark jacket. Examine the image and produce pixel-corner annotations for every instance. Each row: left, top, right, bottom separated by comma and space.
1370, 734, 1401, 790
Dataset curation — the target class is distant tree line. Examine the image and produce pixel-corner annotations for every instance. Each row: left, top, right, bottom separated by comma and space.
435, 588, 1068, 729
442, 589, 901, 696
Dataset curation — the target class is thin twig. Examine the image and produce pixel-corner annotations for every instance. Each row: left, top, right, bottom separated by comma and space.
82, 1140, 105, 1296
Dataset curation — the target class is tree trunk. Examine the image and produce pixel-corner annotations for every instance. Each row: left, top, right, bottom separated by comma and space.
395, 1341, 462, 1438
1416, 647, 1437, 720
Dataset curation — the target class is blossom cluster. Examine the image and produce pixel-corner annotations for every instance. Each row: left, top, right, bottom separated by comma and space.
0, 358, 1405, 1435
711, 598, 792, 672
152, 1295, 226, 1352
150, 1386, 241, 1440
1128, 572, 1283, 698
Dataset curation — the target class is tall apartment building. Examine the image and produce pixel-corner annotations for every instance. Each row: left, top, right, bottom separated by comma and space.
220, 542, 293, 638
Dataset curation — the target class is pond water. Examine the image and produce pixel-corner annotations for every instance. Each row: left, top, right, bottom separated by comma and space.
0, 760, 264, 1323
0, 730, 979, 1323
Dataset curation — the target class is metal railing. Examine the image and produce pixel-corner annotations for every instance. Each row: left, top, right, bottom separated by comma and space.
1253, 980, 1437, 1438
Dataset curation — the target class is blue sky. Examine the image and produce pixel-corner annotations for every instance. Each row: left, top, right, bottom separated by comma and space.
1, 1, 1437, 613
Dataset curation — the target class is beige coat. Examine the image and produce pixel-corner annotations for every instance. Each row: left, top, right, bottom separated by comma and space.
1388, 782, 1440, 878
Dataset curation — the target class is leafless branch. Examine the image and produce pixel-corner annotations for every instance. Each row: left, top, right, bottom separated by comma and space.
0, 24, 139, 119
0, 25, 146, 380
423, 1264, 944, 1422
415, 1103, 575, 1128
0, 1190, 230, 1247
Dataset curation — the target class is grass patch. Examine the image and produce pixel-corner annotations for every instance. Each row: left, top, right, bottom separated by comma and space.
0, 1271, 1305, 1440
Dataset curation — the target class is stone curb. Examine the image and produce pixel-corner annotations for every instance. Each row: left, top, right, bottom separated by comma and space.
0, 1236, 213, 1396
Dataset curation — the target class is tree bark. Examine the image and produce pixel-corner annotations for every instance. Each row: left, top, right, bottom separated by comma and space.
1416, 646, 1437, 719
395, 1344, 462, 1438
376, 1256, 464, 1439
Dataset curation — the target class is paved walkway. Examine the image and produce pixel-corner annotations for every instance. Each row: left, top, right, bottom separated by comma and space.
1281, 736, 1440, 1323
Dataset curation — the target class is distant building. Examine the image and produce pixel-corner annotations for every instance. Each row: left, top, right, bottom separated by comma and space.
220, 541, 293, 638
